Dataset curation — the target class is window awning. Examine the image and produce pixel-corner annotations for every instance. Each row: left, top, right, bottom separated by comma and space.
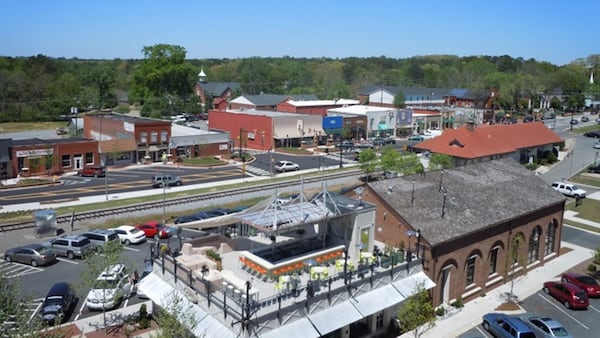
308, 300, 363, 335
259, 317, 321, 338
392, 271, 436, 297
137, 272, 235, 337
352, 284, 405, 316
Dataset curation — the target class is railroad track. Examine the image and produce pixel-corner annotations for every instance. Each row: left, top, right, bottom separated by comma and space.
0, 170, 362, 232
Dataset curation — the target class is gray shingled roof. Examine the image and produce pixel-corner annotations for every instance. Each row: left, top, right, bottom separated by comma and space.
368, 158, 565, 246
358, 85, 478, 100
198, 82, 241, 97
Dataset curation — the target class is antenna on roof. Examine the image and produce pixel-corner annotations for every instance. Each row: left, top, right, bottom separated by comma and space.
438, 169, 444, 192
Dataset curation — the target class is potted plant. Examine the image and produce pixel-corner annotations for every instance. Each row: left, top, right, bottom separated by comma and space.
206, 249, 223, 271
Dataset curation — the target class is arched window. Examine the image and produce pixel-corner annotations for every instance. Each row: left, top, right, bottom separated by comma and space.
545, 221, 557, 256
139, 132, 148, 144
160, 130, 168, 143
527, 226, 542, 264
150, 131, 158, 143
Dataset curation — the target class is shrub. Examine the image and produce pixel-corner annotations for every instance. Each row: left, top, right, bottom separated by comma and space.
588, 264, 597, 273
435, 306, 445, 317
547, 151, 557, 163
138, 303, 150, 329
450, 297, 464, 308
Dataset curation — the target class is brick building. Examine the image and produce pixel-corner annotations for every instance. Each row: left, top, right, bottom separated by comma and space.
360, 158, 565, 307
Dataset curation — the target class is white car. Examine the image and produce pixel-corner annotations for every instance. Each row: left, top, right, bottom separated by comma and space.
86, 264, 131, 310
551, 181, 586, 198
109, 225, 146, 245
274, 160, 299, 172
594, 141, 600, 149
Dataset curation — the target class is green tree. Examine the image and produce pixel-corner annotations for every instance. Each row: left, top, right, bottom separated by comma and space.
396, 153, 424, 176
380, 146, 401, 172
393, 90, 406, 108
358, 148, 378, 181
130, 44, 197, 108
79, 240, 126, 333
0, 277, 59, 337
153, 291, 200, 338
506, 233, 526, 302
397, 282, 435, 338
428, 153, 454, 171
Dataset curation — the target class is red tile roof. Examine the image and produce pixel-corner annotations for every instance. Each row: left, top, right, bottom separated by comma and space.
414, 122, 563, 159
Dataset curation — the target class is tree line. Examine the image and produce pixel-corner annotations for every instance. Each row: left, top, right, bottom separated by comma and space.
1, 44, 599, 122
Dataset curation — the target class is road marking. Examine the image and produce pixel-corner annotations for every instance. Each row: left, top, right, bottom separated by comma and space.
56, 257, 79, 264
123, 246, 140, 252
537, 292, 589, 330
0, 260, 44, 278
475, 326, 490, 337
588, 304, 600, 314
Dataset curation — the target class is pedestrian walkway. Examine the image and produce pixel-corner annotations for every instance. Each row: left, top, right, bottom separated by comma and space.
404, 241, 591, 338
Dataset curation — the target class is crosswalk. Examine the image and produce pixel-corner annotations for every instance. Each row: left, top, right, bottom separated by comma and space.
0, 260, 44, 278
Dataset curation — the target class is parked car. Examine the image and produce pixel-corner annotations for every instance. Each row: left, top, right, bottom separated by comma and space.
589, 163, 600, 173
336, 140, 354, 150
542, 281, 589, 309
569, 119, 579, 125
4, 243, 57, 267
355, 142, 374, 149
551, 181, 586, 198
77, 165, 106, 178
482, 313, 536, 338
109, 225, 147, 245
581, 116, 590, 122
80, 229, 120, 250
174, 212, 209, 224
42, 235, 94, 259
583, 130, 600, 138
408, 135, 425, 141
41, 282, 76, 325
205, 208, 231, 218
520, 315, 572, 338
55, 127, 68, 135
274, 160, 299, 172
135, 220, 176, 239
85, 264, 131, 310
151, 175, 182, 188
594, 141, 600, 149
561, 272, 600, 297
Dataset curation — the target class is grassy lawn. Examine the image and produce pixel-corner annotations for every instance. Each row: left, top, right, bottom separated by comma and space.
0, 121, 65, 133
181, 156, 227, 166
565, 198, 600, 222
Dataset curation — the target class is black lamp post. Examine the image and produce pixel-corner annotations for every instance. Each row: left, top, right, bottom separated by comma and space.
339, 143, 343, 168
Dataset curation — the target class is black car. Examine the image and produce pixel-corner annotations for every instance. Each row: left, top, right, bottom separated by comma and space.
570, 119, 579, 125
583, 130, 600, 138
174, 212, 209, 224
589, 164, 600, 173
41, 282, 76, 325
582, 116, 590, 122
336, 140, 354, 150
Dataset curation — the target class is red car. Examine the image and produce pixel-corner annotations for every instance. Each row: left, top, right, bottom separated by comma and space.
135, 221, 176, 239
543, 281, 589, 309
562, 272, 600, 297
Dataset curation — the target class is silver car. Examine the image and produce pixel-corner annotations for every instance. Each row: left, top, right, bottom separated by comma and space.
520, 315, 572, 338
4, 243, 57, 267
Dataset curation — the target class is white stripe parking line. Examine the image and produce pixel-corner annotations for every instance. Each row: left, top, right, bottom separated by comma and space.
56, 257, 79, 264
537, 293, 589, 330
588, 304, 600, 314
476, 326, 491, 337
123, 246, 140, 252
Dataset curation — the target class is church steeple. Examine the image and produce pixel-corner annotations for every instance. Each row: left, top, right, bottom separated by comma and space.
198, 67, 207, 83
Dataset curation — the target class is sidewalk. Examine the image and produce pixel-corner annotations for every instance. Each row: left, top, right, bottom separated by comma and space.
404, 241, 591, 338
399, 190, 600, 338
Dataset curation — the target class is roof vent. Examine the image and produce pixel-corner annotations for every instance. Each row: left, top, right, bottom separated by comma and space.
449, 138, 464, 148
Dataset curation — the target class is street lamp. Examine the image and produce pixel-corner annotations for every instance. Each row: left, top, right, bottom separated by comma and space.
162, 175, 167, 224
339, 143, 343, 168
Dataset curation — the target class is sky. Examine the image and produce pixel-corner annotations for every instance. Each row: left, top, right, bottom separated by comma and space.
0, 0, 598, 66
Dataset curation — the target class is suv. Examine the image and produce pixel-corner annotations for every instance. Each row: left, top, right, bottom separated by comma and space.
43, 235, 94, 259
80, 229, 120, 250
86, 263, 131, 310
151, 175, 183, 188
482, 313, 536, 338
551, 181, 586, 198
77, 165, 106, 178
41, 282, 76, 325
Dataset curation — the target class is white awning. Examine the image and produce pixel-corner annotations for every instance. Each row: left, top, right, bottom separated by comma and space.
352, 284, 406, 316
137, 272, 235, 337
259, 317, 321, 338
392, 271, 436, 297
308, 300, 363, 335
